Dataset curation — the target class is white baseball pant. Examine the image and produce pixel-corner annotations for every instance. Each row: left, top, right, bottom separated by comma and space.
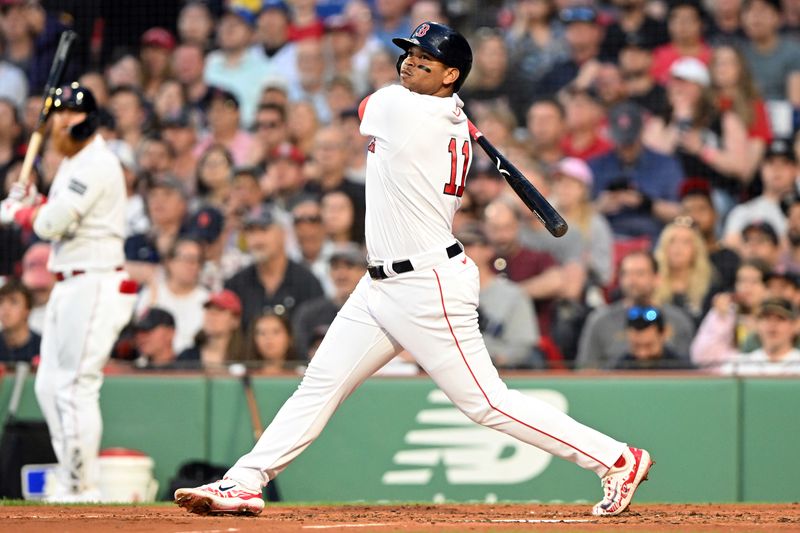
227, 251, 626, 490
34, 269, 137, 494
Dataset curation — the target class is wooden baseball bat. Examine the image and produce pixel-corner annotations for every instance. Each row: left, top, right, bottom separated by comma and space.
229, 364, 264, 441
242, 373, 264, 441
467, 120, 568, 238
17, 30, 78, 187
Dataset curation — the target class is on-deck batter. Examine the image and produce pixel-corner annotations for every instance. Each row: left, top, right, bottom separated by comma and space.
0, 83, 137, 501
174, 22, 653, 517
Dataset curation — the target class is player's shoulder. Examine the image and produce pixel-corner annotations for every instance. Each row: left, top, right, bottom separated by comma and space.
366, 84, 410, 109
75, 137, 123, 181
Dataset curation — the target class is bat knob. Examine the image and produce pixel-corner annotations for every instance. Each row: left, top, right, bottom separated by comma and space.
228, 363, 247, 378
551, 221, 569, 238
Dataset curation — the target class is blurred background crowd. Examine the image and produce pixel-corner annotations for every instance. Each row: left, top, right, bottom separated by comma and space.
1, 0, 800, 375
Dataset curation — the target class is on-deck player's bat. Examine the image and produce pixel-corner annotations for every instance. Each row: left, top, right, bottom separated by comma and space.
467, 120, 568, 238
229, 363, 264, 441
16, 30, 78, 187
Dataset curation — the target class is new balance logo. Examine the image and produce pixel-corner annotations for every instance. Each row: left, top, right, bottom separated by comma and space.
382, 389, 568, 485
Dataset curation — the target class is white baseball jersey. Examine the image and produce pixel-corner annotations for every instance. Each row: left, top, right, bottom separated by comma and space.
360, 84, 471, 260
226, 83, 628, 495
36, 135, 126, 271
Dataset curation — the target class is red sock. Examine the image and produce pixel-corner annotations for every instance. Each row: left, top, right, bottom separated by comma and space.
614, 454, 626, 468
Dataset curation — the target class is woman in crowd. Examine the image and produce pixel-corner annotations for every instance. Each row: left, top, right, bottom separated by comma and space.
653, 219, 715, 323
690, 259, 771, 369
710, 44, 772, 177
178, 290, 246, 371
460, 28, 513, 117
244, 311, 298, 374
321, 189, 361, 245
550, 157, 614, 288
644, 57, 750, 217
154, 79, 188, 124
196, 144, 234, 209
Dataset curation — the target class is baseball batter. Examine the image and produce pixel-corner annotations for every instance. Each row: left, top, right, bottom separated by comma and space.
175, 22, 652, 517
0, 83, 137, 502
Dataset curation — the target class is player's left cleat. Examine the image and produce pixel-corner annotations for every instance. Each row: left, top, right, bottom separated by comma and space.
174, 478, 265, 516
592, 446, 653, 516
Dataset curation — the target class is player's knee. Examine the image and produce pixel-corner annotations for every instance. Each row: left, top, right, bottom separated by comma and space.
459, 402, 497, 426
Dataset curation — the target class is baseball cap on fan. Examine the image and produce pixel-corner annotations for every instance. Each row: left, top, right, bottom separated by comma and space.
224, 0, 259, 27
553, 157, 593, 187
204, 289, 242, 316
764, 138, 797, 162
141, 27, 176, 51
243, 206, 278, 230
135, 307, 176, 331
271, 142, 305, 165
329, 242, 366, 266
208, 86, 240, 109
757, 297, 799, 319
608, 102, 644, 147
742, 220, 779, 245
670, 57, 710, 87
187, 206, 224, 244
560, 5, 598, 24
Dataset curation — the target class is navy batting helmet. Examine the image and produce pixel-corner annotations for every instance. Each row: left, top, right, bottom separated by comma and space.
392, 22, 472, 92
52, 82, 99, 141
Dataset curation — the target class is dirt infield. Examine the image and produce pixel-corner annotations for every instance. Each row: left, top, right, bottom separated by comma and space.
1, 503, 799, 532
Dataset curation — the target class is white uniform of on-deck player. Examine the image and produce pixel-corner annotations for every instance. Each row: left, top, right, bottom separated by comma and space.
33, 134, 137, 499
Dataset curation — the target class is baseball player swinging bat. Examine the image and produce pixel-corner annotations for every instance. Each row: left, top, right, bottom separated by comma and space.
467, 120, 568, 238
16, 30, 78, 187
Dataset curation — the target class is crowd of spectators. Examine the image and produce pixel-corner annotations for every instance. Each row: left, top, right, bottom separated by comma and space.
2, 0, 800, 376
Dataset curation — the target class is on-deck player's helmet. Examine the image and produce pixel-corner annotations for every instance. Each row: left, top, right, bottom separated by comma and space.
392, 21, 473, 92
51, 82, 99, 141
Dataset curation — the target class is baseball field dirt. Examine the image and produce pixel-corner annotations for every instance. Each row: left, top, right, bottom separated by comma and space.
1, 503, 798, 532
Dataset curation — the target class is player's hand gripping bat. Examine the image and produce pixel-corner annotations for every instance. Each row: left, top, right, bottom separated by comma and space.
467, 120, 568, 238
16, 30, 78, 187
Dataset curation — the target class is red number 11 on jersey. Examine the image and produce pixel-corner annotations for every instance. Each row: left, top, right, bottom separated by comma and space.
442, 137, 470, 197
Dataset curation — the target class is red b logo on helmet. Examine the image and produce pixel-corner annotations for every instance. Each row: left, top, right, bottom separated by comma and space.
414, 23, 430, 37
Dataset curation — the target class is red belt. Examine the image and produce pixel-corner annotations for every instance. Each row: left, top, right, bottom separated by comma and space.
55, 266, 124, 282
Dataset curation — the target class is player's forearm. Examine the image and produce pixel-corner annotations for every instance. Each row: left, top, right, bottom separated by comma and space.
33, 201, 79, 240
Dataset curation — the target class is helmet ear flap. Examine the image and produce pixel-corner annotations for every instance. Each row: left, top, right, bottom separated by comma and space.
395, 52, 408, 76
68, 114, 98, 141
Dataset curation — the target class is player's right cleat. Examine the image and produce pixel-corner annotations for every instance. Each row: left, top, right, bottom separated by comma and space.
174, 478, 265, 516
592, 446, 653, 516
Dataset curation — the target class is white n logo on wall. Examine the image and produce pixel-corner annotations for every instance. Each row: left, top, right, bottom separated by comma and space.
382, 389, 568, 485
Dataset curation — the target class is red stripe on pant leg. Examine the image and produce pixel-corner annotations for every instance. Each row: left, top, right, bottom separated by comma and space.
432, 269, 610, 471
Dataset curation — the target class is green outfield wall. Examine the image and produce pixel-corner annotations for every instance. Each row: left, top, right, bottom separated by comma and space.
1, 374, 798, 503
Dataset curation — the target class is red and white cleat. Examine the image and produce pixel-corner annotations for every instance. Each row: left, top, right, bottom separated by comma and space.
592, 447, 653, 516
174, 478, 265, 515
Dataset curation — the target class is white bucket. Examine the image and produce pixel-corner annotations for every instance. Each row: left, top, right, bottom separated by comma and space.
98, 448, 159, 503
